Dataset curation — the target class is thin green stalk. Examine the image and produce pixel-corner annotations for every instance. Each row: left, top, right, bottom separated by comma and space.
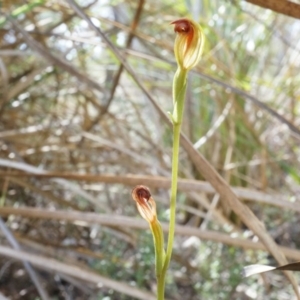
157, 271, 166, 300
158, 68, 188, 297
163, 122, 181, 268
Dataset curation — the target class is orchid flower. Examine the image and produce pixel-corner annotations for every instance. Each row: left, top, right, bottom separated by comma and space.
171, 18, 204, 71
131, 18, 205, 300
132, 185, 165, 291
132, 185, 157, 224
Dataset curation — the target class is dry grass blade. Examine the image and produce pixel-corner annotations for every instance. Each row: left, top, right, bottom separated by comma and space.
0, 217, 50, 300
1, 170, 298, 211
246, 0, 300, 19
244, 261, 300, 277
0, 245, 157, 300
243, 265, 277, 277
0, 158, 102, 208
1, 207, 300, 260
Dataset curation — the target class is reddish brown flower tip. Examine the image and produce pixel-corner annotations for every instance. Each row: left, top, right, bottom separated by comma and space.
171, 19, 192, 34
171, 18, 204, 70
132, 185, 157, 224
135, 185, 151, 201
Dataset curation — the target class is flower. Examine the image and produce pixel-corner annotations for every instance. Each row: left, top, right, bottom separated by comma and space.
131, 185, 157, 224
171, 18, 204, 70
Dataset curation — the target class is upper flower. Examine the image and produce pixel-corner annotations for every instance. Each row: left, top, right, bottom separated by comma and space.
171, 18, 204, 70
132, 185, 157, 224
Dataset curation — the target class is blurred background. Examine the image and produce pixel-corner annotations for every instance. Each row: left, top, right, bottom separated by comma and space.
1, 0, 300, 299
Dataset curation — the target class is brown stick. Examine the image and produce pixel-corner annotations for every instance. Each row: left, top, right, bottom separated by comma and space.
0, 171, 298, 213
1, 207, 300, 260
246, 0, 300, 19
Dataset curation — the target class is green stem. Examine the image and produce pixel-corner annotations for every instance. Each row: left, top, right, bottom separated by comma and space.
157, 271, 166, 300
158, 67, 188, 298
163, 122, 181, 270
150, 220, 165, 300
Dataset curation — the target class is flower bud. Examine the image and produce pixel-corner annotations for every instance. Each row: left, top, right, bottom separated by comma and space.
132, 185, 157, 224
171, 18, 204, 70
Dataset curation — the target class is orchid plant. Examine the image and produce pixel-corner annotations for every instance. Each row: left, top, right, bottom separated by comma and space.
132, 18, 205, 300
